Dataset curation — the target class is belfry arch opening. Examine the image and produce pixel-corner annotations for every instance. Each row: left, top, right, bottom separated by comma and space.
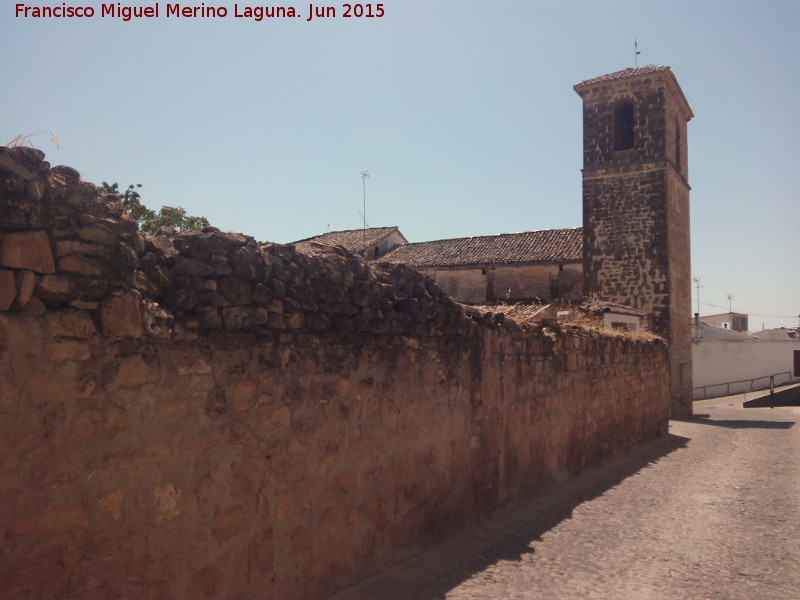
613, 102, 635, 151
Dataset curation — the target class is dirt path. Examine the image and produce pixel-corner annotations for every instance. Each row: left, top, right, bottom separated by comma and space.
331, 395, 800, 599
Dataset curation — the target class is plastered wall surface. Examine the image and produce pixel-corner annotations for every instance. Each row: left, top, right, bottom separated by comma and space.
422, 263, 583, 306
693, 339, 800, 394
0, 147, 670, 599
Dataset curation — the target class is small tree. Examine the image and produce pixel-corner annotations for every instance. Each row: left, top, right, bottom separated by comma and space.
100, 182, 210, 236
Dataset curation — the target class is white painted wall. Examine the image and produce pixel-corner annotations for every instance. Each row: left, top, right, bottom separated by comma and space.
603, 313, 641, 332
692, 338, 800, 398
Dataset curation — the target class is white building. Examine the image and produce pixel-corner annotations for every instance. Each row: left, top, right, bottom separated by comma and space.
692, 323, 800, 399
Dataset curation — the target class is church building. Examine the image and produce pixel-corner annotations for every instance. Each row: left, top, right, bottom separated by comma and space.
297, 65, 694, 416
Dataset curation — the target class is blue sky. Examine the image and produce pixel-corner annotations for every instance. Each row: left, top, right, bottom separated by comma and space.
3, 0, 799, 329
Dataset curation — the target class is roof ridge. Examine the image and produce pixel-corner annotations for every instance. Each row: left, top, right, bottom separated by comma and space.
293, 225, 398, 245
398, 227, 583, 247
574, 64, 671, 89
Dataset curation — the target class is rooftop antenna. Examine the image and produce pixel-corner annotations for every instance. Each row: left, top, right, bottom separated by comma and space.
693, 277, 703, 316
635, 39, 641, 67
361, 170, 369, 243
727, 293, 734, 313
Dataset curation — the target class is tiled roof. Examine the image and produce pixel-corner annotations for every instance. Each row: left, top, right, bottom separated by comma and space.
582, 301, 646, 317
379, 228, 582, 267
470, 303, 553, 323
574, 65, 672, 90
294, 226, 404, 253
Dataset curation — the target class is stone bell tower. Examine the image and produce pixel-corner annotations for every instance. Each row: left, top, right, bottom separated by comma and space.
574, 65, 693, 417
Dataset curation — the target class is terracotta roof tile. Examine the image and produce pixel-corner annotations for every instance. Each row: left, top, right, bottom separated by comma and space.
574, 65, 672, 90
294, 227, 404, 253
379, 228, 582, 267
582, 301, 646, 317
470, 303, 553, 323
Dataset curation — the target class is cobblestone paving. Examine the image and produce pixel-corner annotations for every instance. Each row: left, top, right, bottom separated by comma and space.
330, 394, 800, 600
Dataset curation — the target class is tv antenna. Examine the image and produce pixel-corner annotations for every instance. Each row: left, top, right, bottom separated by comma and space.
727, 293, 734, 313
634, 39, 641, 67
361, 170, 369, 242
693, 277, 703, 316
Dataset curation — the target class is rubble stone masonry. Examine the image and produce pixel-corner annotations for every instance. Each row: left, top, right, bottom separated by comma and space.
576, 67, 693, 417
0, 147, 670, 599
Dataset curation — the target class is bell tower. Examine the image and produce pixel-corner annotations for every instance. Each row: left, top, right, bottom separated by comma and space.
574, 65, 693, 417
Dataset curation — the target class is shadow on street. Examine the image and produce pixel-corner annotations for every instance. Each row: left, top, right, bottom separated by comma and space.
350, 433, 690, 600
672, 415, 795, 430
407, 435, 689, 600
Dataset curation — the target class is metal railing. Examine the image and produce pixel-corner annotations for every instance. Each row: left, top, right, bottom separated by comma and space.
692, 371, 798, 400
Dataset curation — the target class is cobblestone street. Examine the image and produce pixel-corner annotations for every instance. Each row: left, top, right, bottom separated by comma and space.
331, 392, 800, 599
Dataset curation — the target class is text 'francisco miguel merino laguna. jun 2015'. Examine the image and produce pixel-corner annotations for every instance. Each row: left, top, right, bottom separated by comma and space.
14, 3, 387, 22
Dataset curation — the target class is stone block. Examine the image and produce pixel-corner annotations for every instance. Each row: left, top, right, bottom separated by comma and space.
13, 269, 36, 307
0, 146, 43, 180
0, 269, 16, 310
78, 224, 116, 245
44, 308, 96, 338
107, 354, 152, 391
218, 276, 252, 304
22, 295, 46, 315
219, 306, 243, 329
101, 290, 142, 337
58, 255, 105, 277
171, 257, 215, 277
52, 340, 92, 362
232, 380, 256, 411
0, 230, 55, 274
69, 299, 99, 310
36, 275, 75, 304
56, 240, 110, 258
285, 312, 304, 329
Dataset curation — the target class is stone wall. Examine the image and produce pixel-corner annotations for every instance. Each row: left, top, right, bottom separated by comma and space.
582, 168, 670, 326
0, 148, 670, 599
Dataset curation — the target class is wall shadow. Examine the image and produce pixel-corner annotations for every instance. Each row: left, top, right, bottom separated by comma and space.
331, 433, 688, 600
742, 385, 800, 408
415, 434, 689, 599
672, 415, 795, 430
